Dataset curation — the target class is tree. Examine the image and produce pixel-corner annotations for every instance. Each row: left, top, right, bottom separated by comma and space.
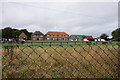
111, 28, 120, 41
1, 27, 33, 40
12, 29, 21, 38
2, 27, 13, 39
0, 29, 2, 39
100, 33, 109, 40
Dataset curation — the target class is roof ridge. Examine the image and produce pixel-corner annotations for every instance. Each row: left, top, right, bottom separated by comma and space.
32, 31, 44, 35
45, 31, 68, 35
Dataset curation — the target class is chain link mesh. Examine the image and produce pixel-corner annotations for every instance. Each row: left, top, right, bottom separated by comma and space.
1, 42, 120, 78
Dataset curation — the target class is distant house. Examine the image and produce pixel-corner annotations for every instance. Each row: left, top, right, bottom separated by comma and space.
83, 38, 89, 41
94, 37, 105, 42
19, 32, 28, 40
45, 31, 69, 41
70, 35, 85, 41
84, 36, 94, 41
31, 31, 44, 40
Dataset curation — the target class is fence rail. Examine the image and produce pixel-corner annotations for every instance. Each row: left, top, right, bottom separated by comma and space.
1, 43, 120, 78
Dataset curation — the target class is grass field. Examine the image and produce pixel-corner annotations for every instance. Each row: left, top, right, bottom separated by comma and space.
1, 40, 120, 47
1, 43, 120, 78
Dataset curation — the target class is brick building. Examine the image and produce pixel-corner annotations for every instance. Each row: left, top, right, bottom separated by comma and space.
70, 35, 85, 41
31, 31, 44, 40
45, 31, 69, 41
84, 36, 94, 41
19, 32, 28, 40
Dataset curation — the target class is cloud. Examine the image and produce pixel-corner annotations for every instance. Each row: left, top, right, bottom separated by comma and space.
1, 0, 119, 2
2, 2, 118, 37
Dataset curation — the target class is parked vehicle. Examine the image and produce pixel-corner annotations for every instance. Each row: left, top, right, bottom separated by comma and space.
20, 38, 25, 43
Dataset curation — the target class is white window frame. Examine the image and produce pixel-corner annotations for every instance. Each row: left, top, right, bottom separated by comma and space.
47, 38, 50, 40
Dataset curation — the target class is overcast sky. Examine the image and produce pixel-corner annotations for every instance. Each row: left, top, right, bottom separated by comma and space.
2, 2, 118, 37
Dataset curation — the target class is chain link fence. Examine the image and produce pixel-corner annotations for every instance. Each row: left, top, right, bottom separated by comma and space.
1, 43, 120, 78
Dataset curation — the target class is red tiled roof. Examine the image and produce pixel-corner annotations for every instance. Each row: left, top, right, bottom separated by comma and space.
45, 31, 68, 35
85, 36, 93, 39
19, 32, 27, 37
32, 31, 44, 35
94, 37, 101, 39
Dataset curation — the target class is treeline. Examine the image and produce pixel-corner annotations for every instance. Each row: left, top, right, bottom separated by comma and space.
111, 28, 120, 41
1, 27, 33, 39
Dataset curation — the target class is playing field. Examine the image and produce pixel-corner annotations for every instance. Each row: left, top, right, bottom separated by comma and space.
2, 40, 120, 47
1, 41, 120, 78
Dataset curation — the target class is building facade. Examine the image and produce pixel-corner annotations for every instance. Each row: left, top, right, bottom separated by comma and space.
94, 37, 105, 42
70, 35, 85, 41
45, 31, 69, 41
31, 31, 44, 40
85, 36, 94, 41
19, 32, 28, 40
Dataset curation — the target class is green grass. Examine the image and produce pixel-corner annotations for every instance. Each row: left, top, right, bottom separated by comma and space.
2, 40, 120, 47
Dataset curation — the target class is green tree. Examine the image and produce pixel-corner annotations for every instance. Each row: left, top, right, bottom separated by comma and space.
12, 29, 21, 38
1, 27, 33, 40
111, 28, 120, 41
0, 29, 2, 39
2, 27, 13, 39
100, 33, 109, 40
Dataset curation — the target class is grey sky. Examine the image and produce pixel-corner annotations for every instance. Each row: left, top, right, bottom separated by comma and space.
2, 2, 118, 37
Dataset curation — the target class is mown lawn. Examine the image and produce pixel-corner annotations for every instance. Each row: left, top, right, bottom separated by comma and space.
1, 40, 120, 47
